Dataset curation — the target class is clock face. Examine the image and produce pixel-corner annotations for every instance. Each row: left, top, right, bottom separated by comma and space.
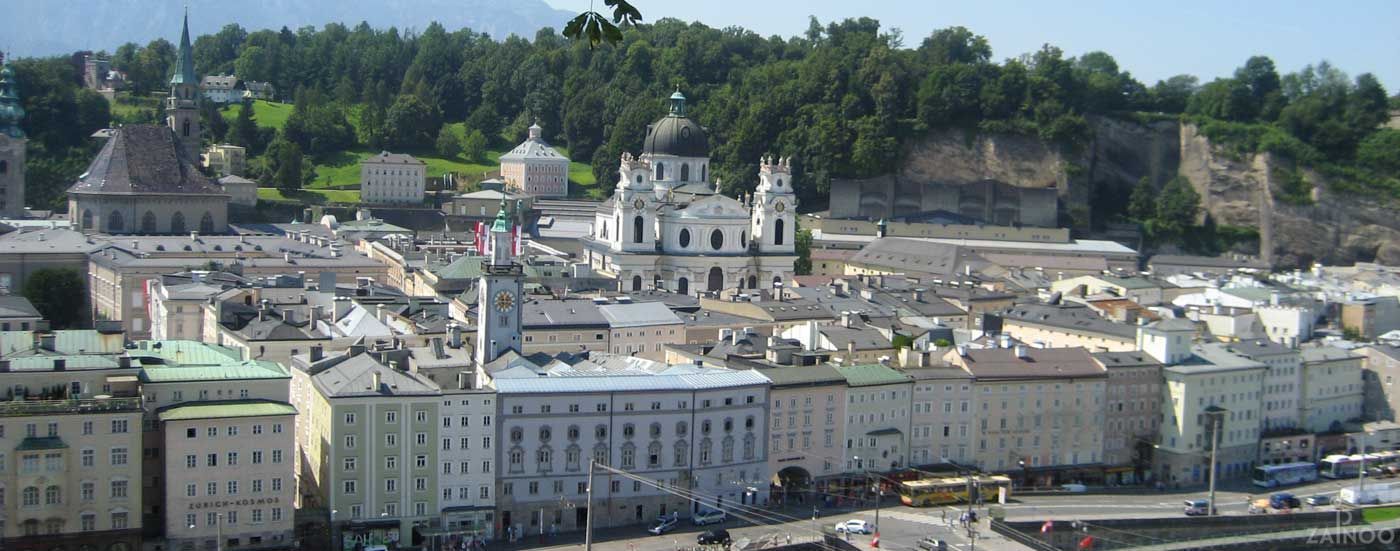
775, 201, 786, 212
494, 290, 515, 313
634, 198, 646, 210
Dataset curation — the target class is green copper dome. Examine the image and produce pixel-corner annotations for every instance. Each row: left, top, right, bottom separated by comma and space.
0, 61, 25, 138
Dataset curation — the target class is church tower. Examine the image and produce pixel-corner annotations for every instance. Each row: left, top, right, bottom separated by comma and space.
751, 155, 796, 254
166, 10, 201, 161
475, 199, 524, 367
0, 54, 26, 218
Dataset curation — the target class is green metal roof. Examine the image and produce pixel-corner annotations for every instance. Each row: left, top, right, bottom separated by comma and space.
489, 198, 512, 233
836, 363, 911, 387
432, 254, 484, 280
141, 361, 288, 382
17, 436, 68, 451
135, 340, 289, 382
169, 11, 197, 86
158, 400, 297, 422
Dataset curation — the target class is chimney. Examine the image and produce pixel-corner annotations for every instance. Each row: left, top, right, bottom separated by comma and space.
1014, 345, 1028, 359
282, 309, 296, 324
371, 370, 382, 392
957, 344, 968, 357
311, 305, 325, 322
841, 311, 853, 328
53, 359, 66, 371
349, 343, 367, 356
719, 328, 734, 343
447, 322, 463, 349
847, 341, 856, 359
190, 231, 199, 241
805, 319, 820, 352
457, 371, 471, 390
389, 360, 400, 371
310, 345, 324, 362
1270, 291, 1280, 307
118, 356, 131, 369
913, 290, 924, 302
38, 333, 56, 352
0, 360, 9, 372
333, 297, 352, 321
999, 334, 1011, 349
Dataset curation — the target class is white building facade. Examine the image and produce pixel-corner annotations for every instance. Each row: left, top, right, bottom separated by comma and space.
493, 370, 771, 533
583, 92, 797, 295
361, 152, 426, 204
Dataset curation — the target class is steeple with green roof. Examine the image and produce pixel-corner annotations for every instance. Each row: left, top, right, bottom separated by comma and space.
170, 10, 197, 87
0, 54, 25, 138
165, 9, 201, 160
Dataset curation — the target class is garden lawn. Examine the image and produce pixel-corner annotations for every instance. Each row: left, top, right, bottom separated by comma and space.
220, 100, 294, 130
257, 187, 360, 204
1363, 506, 1400, 523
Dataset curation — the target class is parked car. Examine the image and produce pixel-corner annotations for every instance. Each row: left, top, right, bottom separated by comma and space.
917, 537, 949, 551
1305, 494, 1333, 506
693, 510, 727, 525
648, 517, 678, 535
1270, 492, 1301, 510
835, 519, 874, 534
1060, 483, 1088, 493
1183, 499, 1217, 516
697, 528, 732, 545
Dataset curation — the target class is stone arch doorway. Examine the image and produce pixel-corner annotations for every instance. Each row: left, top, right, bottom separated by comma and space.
631, 275, 643, 291
170, 212, 186, 234
747, 275, 757, 289
706, 267, 724, 292
677, 277, 689, 296
776, 466, 812, 504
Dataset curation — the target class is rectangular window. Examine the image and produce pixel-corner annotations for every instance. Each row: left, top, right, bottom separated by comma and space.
110, 447, 128, 466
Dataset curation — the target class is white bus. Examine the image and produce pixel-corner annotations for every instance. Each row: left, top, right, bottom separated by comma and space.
1252, 462, 1318, 488
1320, 454, 1365, 479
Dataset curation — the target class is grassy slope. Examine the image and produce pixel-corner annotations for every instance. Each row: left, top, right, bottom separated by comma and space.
257, 187, 360, 204
219, 100, 294, 130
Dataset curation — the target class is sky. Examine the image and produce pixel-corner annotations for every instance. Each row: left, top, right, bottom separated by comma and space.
549, 0, 1400, 92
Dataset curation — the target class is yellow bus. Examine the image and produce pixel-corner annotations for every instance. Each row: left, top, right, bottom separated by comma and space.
897, 475, 1012, 507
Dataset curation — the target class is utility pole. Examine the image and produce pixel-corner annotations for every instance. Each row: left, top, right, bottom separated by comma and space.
585, 459, 596, 551
871, 471, 881, 539
1208, 414, 1220, 516
1359, 432, 1370, 504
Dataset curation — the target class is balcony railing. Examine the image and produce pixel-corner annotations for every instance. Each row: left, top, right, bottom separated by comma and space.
0, 397, 143, 417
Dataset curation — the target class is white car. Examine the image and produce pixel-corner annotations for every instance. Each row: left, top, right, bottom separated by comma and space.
648, 517, 678, 535
835, 519, 874, 534
693, 510, 727, 525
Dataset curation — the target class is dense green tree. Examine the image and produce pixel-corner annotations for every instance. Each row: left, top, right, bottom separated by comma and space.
272, 139, 305, 192
21, 268, 86, 329
384, 93, 442, 150
192, 23, 248, 77
1127, 177, 1156, 222
228, 100, 261, 152
462, 129, 488, 163
1357, 129, 1400, 174
1187, 78, 1254, 122
1149, 75, 1198, 114
918, 26, 991, 66
1155, 176, 1201, 237
435, 127, 462, 159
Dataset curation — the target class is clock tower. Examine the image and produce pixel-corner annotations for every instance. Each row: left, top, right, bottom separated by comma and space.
475, 198, 524, 367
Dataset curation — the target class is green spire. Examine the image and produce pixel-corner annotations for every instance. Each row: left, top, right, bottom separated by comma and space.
490, 197, 511, 233
170, 9, 197, 87
668, 87, 687, 117
0, 54, 24, 138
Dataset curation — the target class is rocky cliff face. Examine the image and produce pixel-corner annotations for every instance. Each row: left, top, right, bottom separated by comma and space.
895, 120, 1400, 268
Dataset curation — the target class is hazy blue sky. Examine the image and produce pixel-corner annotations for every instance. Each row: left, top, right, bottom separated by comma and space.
549, 0, 1400, 91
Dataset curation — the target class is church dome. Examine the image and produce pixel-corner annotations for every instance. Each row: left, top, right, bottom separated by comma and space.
642, 90, 709, 158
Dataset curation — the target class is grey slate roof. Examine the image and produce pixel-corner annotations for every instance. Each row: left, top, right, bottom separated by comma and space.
362, 151, 424, 165
1229, 338, 1296, 358
0, 228, 101, 254
759, 365, 847, 387
598, 301, 683, 328
68, 125, 225, 196
957, 347, 1106, 379
0, 296, 41, 318
1000, 302, 1136, 339
312, 354, 440, 397
849, 238, 966, 277
522, 298, 608, 329
1091, 351, 1162, 369
1301, 346, 1362, 364
493, 369, 770, 394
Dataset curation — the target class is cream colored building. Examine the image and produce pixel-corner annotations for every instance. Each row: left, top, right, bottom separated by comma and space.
1155, 343, 1265, 485
361, 152, 426, 205
159, 402, 297, 551
1300, 346, 1364, 432
837, 364, 912, 473
599, 301, 685, 360
499, 123, 570, 198
762, 365, 848, 498
942, 346, 1108, 479
218, 175, 258, 206
0, 330, 144, 551
205, 144, 247, 178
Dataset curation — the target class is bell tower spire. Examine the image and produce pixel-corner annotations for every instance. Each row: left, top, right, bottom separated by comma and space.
166, 7, 201, 161
476, 198, 524, 367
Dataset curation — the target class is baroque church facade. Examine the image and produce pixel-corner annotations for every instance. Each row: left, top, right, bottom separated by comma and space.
67, 13, 230, 235
583, 91, 798, 295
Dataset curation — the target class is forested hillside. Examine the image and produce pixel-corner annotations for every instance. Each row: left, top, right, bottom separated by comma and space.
11, 16, 1399, 220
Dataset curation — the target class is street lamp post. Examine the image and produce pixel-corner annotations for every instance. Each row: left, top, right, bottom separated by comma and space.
584, 459, 596, 551
1359, 431, 1374, 503
1207, 411, 1221, 517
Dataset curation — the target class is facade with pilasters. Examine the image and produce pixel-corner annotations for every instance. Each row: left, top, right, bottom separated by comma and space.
583, 91, 797, 296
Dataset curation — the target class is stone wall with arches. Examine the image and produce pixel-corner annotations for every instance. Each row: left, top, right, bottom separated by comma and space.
68, 194, 228, 235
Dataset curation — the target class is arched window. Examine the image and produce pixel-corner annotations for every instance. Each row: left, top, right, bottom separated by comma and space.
200, 212, 215, 233
633, 216, 644, 243
22, 486, 38, 507
678, 228, 691, 248
710, 229, 724, 250
140, 211, 157, 233
707, 267, 724, 292
747, 275, 757, 289
632, 275, 642, 291
677, 277, 689, 296
107, 211, 124, 232
655, 163, 665, 180
740, 231, 746, 247
80, 210, 92, 230
45, 485, 61, 505
182, 119, 191, 137
635, 174, 642, 185
774, 218, 786, 246
169, 212, 186, 234
680, 163, 690, 182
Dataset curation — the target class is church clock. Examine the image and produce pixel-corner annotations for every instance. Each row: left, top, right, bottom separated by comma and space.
494, 290, 516, 312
